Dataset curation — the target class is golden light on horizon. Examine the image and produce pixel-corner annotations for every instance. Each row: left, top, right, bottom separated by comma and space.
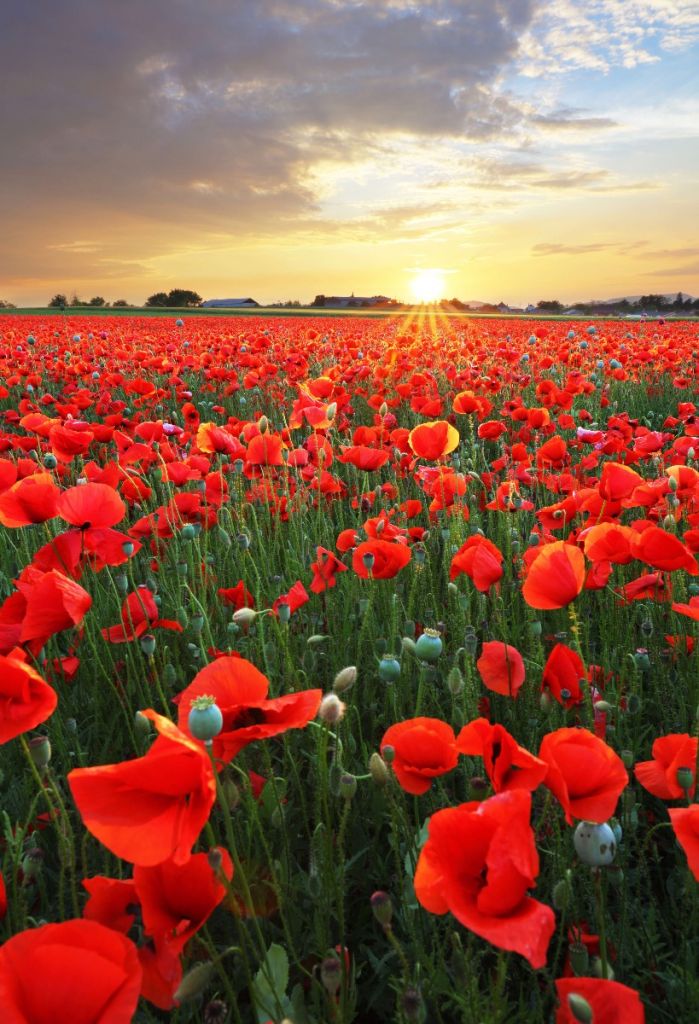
410, 269, 445, 304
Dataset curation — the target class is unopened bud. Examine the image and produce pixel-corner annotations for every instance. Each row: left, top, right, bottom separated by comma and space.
369, 752, 390, 786
568, 941, 589, 976
593, 700, 613, 713
258, 415, 269, 434
232, 607, 257, 627
676, 766, 694, 794
552, 876, 571, 910
567, 993, 593, 1023
339, 773, 357, 801
468, 776, 489, 801
370, 890, 393, 928
140, 634, 156, 656
447, 666, 464, 696
320, 957, 342, 997
318, 693, 346, 724
333, 666, 357, 693
28, 735, 51, 771
401, 986, 425, 1022
326, 402, 337, 421
174, 962, 215, 1003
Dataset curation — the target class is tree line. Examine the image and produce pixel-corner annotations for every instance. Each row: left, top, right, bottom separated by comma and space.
46, 289, 202, 309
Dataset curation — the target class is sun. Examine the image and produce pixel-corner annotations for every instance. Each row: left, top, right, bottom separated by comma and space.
410, 269, 445, 303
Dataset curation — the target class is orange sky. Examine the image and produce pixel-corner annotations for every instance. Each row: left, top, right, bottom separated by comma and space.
1, 1, 698, 307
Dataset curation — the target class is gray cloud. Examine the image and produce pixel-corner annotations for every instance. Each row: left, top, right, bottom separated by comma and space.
470, 158, 658, 193
0, 0, 542, 290
531, 108, 618, 131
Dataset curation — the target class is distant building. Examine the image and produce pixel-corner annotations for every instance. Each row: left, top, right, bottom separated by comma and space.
311, 293, 397, 309
201, 297, 260, 308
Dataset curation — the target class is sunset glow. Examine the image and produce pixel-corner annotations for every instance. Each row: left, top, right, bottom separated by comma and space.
410, 270, 446, 304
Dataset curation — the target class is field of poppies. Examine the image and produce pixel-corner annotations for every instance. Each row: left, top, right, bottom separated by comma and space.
0, 311, 698, 1023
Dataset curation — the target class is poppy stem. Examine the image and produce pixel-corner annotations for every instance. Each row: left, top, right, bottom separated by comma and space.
593, 868, 610, 980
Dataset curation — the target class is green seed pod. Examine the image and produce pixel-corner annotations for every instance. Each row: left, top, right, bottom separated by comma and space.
567, 941, 589, 976
370, 890, 393, 928
447, 665, 464, 696
28, 735, 51, 772
567, 993, 593, 1023
415, 628, 443, 663
174, 962, 215, 1003
339, 773, 357, 801
369, 752, 390, 786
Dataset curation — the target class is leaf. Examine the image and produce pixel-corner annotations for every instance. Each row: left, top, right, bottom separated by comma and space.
251, 943, 290, 1024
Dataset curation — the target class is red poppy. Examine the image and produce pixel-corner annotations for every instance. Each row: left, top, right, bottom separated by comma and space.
68, 710, 216, 866
522, 542, 586, 610
668, 805, 699, 881
218, 580, 255, 610
634, 733, 697, 800
456, 718, 547, 793
554, 977, 644, 1022
542, 644, 585, 709
477, 641, 525, 698
539, 728, 628, 825
598, 461, 644, 502
414, 790, 555, 968
245, 432, 285, 468
49, 422, 95, 463
272, 580, 310, 616
631, 526, 698, 576
582, 523, 635, 565
15, 567, 92, 649
101, 587, 183, 643
338, 445, 390, 471
380, 718, 458, 795
408, 420, 459, 460
56, 482, 125, 530
134, 848, 234, 955
0, 918, 141, 1023
449, 535, 504, 592
175, 656, 321, 764
0, 472, 60, 527
0, 647, 57, 744
616, 572, 671, 604
352, 539, 411, 580
310, 546, 348, 593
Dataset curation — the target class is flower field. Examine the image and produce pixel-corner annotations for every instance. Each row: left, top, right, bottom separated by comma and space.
0, 312, 698, 1023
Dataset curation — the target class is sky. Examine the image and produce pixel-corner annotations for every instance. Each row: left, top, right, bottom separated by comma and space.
2, 0, 698, 307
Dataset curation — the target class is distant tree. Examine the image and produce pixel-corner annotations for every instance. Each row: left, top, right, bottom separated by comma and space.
88, 296, 107, 307
166, 288, 202, 307
536, 300, 563, 312
673, 292, 684, 309
638, 294, 668, 310
69, 293, 84, 307
112, 299, 130, 307
48, 293, 68, 308
311, 295, 326, 307
0, 299, 17, 309
145, 292, 170, 307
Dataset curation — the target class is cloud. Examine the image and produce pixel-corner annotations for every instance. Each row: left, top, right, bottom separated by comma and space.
644, 260, 699, 275
531, 108, 618, 131
470, 158, 658, 193
532, 242, 618, 256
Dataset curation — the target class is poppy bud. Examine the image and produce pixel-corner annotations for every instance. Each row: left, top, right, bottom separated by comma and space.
591, 956, 614, 980
552, 876, 571, 910
237, 533, 251, 550
21, 848, 44, 884
568, 941, 589, 976
468, 776, 489, 801
463, 628, 478, 655
320, 957, 342, 997
401, 986, 425, 1022
447, 666, 464, 696
401, 637, 417, 656
339, 774, 357, 801
566, 993, 593, 1023
540, 691, 552, 712
140, 634, 156, 656
318, 693, 346, 724
362, 551, 375, 572
220, 778, 241, 810
28, 735, 51, 772
382, 744, 395, 765
188, 695, 224, 741
676, 766, 694, 795
115, 572, 129, 594
593, 700, 613, 713
190, 614, 205, 635
326, 401, 337, 421
620, 749, 634, 770
134, 711, 151, 736
122, 542, 135, 557
180, 523, 196, 540
176, 562, 189, 577
528, 619, 542, 637
257, 415, 269, 434
627, 694, 641, 714
371, 890, 393, 928
369, 752, 390, 786
333, 666, 357, 694
277, 601, 291, 624
174, 962, 215, 1003
232, 607, 257, 627
43, 453, 58, 469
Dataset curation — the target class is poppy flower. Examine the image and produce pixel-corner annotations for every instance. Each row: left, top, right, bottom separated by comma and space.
380, 718, 458, 795
542, 644, 585, 709
616, 572, 670, 604
133, 848, 234, 955
272, 580, 309, 617
668, 805, 699, 881
218, 580, 255, 610
0, 918, 141, 1023
414, 790, 555, 968
582, 523, 635, 565
408, 420, 459, 461
539, 728, 628, 825
68, 710, 216, 866
0, 647, 57, 744
338, 445, 390, 471
245, 432, 285, 469
449, 535, 504, 592
352, 539, 411, 580
15, 567, 92, 650
554, 977, 644, 1023
310, 546, 348, 593
634, 733, 697, 800
522, 542, 586, 610
672, 593, 699, 620
477, 641, 525, 698
101, 587, 183, 643
175, 656, 321, 764
0, 472, 60, 527
598, 461, 644, 502
631, 526, 698, 576
56, 482, 125, 530
456, 718, 547, 793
